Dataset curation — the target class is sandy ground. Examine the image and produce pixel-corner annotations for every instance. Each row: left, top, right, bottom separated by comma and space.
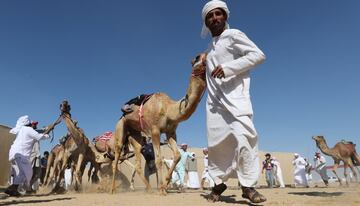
1, 183, 360, 206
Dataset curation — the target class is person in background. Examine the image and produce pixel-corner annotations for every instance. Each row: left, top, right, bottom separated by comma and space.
141, 141, 157, 182
186, 152, 200, 189
200, 0, 266, 203
304, 158, 313, 184
5, 115, 49, 196
272, 157, 285, 188
262, 153, 274, 188
313, 151, 329, 186
40, 151, 49, 185
292, 153, 309, 187
64, 163, 72, 190
201, 148, 214, 190
28, 121, 41, 193
171, 143, 193, 192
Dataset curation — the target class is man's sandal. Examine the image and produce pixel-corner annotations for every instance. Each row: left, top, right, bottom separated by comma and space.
207, 183, 227, 202
241, 187, 267, 203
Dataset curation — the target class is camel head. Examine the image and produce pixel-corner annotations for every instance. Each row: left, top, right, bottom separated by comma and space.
312, 135, 325, 147
60, 100, 71, 115
191, 53, 207, 79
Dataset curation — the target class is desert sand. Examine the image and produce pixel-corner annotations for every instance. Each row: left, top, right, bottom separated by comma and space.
1, 183, 360, 206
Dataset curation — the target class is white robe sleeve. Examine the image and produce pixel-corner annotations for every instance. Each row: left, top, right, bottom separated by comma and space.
221, 31, 266, 77
28, 128, 49, 141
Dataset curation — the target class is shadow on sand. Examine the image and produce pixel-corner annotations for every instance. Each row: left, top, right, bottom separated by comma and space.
288, 191, 343, 197
200, 193, 263, 206
0, 197, 73, 206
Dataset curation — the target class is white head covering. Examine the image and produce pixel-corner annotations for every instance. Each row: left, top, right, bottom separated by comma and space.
294, 153, 299, 158
201, 0, 230, 38
9, 115, 30, 134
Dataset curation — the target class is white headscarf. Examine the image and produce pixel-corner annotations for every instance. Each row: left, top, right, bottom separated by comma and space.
201, 0, 230, 39
9, 115, 30, 134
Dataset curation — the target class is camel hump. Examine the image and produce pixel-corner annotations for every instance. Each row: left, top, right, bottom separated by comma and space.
340, 139, 354, 145
121, 93, 153, 114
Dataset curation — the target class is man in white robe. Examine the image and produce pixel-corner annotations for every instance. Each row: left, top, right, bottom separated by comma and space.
5, 115, 49, 196
314, 151, 329, 186
201, 0, 266, 203
201, 148, 214, 189
292, 153, 309, 187
272, 157, 285, 188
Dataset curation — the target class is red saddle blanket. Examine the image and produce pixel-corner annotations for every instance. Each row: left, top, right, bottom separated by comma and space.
95, 131, 113, 142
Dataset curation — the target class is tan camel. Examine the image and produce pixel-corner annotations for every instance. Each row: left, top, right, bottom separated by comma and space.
312, 135, 360, 185
52, 101, 100, 191
111, 53, 207, 194
89, 132, 137, 190
43, 143, 64, 186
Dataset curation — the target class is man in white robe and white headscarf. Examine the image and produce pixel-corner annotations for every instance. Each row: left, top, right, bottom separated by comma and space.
201, 0, 266, 203
5, 115, 49, 196
292, 153, 309, 187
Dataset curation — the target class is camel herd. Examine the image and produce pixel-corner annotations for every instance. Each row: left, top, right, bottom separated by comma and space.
41, 53, 360, 195
42, 53, 207, 194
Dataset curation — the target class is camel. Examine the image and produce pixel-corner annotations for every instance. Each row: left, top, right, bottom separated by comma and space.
111, 53, 207, 194
52, 101, 100, 191
43, 143, 65, 187
312, 135, 360, 185
89, 132, 137, 190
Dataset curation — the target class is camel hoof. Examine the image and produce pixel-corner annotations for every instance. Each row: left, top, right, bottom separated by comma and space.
130, 185, 135, 191
110, 188, 116, 194
158, 186, 167, 196
146, 188, 153, 194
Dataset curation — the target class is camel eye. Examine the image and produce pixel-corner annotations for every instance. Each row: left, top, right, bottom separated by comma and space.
194, 55, 200, 64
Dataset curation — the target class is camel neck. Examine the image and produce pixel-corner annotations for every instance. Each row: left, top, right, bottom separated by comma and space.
173, 76, 206, 121
317, 140, 333, 156
63, 116, 84, 145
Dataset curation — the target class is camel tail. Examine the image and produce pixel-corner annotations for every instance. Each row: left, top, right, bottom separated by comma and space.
352, 152, 360, 166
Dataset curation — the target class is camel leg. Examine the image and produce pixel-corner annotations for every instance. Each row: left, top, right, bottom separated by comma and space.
151, 129, 166, 195
88, 164, 93, 182
46, 158, 59, 187
349, 164, 359, 183
43, 153, 54, 186
73, 153, 84, 191
111, 117, 126, 194
343, 163, 349, 186
130, 137, 152, 192
332, 161, 342, 186
163, 135, 181, 190
124, 160, 136, 191
111, 150, 120, 194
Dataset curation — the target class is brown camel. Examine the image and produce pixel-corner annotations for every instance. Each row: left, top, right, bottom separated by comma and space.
312, 135, 360, 185
43, 143, 64, 187
52, 101, 100, 191
111, 53, 207, 194
89, 132, 137, 190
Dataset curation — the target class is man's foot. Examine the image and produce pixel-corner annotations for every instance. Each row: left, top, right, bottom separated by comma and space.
207, 183, 227, 202
5, 185, 21, 197
241, 187, 266, 203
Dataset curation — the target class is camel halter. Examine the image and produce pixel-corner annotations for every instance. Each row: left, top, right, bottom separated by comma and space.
138, 94, 153, 131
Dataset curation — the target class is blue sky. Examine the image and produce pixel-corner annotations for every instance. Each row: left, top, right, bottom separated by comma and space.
1, 0, 360, 162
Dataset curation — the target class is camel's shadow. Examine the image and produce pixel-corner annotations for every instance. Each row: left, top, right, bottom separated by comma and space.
288, 191, 343, 197
0, 197, 73, 206
200, 193, 264, 206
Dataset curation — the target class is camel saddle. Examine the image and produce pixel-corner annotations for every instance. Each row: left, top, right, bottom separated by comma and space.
94, 131, 113, 153
121, 94, 153, 115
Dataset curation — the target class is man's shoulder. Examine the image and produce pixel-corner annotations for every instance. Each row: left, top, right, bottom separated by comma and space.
223, 28, 245, 36
22, 126, 37, 133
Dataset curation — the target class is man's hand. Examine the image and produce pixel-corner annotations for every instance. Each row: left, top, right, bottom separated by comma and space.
211, 65, 225, 79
